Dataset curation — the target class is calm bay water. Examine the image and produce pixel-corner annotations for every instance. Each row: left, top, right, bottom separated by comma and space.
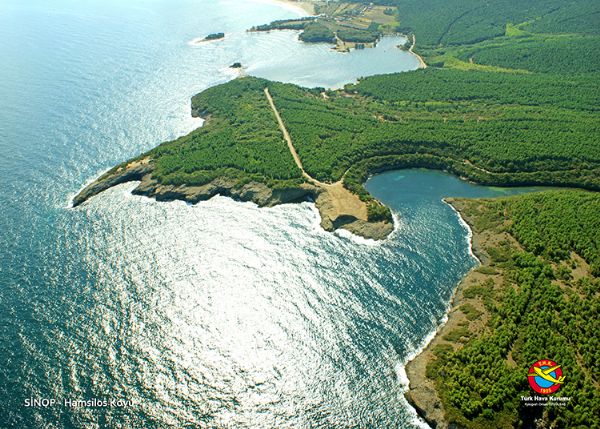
0, 1, 537, 427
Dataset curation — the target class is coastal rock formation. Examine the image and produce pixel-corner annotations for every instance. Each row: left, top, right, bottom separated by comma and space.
72, 79, 401, 240
72, 159, 153, 208
72, 159, 394, 240
74, 159, 315, 207
315, 183, 393, 240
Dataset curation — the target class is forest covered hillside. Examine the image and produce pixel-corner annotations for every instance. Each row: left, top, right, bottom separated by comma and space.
78, 0, 600, 210
430, 191, 600, 428
74, 0, 600, 423
137, 66, 600, 200
360, 1, 599, 426
143, 0, 600, 201
367, 0, 599, 47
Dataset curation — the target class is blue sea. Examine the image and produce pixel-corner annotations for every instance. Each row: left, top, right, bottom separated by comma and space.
0, 1, 540, 427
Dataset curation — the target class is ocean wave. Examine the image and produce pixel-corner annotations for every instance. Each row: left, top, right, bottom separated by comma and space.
443, 198, 480, 264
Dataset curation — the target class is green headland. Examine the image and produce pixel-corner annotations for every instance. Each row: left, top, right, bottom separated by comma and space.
74, 1, 599, 425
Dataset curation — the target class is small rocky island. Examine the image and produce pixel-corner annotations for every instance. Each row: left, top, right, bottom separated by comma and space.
203, 32, 225, 41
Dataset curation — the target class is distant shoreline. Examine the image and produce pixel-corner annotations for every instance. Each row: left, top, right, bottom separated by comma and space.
253, 0, 314, 16
250, 0, 427, 66
408, 34, 427, 69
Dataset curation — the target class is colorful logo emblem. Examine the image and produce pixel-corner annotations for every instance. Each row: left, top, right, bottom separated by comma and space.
527, 359, 565, 394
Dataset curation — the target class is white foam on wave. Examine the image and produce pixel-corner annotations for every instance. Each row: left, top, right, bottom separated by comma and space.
65, 166, 112, 209
333, 210, 400, 246
402, 323, 442, 383
393, 313, 449, 429
334, 228, 379, 246
443, 198, 480, 263
396, 311, 448, 391
219, 65, 245, 80
389, 211, 402, 238
191, 115, 204, 128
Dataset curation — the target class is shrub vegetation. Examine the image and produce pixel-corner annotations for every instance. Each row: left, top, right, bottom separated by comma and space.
429, 192, 600, 428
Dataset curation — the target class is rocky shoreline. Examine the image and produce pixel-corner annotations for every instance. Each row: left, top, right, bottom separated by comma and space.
72, 158, 394, 241
404, 198, 496, 428
73, 84, 394, 242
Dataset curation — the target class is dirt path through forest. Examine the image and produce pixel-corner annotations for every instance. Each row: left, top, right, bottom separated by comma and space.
264, 87, 368, 222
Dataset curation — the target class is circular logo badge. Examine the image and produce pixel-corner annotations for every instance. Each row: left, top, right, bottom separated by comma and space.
527, 359, 565, 395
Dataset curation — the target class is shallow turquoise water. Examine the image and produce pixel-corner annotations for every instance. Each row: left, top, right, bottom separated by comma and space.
0, 1, 539, 427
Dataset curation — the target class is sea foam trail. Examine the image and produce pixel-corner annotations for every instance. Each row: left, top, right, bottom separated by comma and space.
394, 312, 449, 429
65, 166, 112, 209
443, 198, 480, 264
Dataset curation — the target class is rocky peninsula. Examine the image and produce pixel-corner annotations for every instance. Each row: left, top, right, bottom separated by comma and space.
72, 157, 393, 240
73, 78, 394, 241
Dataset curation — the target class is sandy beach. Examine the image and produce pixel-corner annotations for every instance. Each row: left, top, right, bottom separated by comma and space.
250, 0, 315, 16
409, 34, 427, 69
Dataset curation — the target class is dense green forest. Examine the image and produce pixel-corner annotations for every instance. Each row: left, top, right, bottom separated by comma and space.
251, 18, 339, 44
357, 2, 599, 425
428, 191, 600, 428
138, 73, 599, 195
123, 0, 600, 215
146, 78, 302, 189
97, 0, 600, 425
298, 22, 336, 43
507, 192, 600, 277
452, 35, 600, 74
336, 27, 380, 43
249, 16, 315, 32
359, 0, 600, 46
268, 73, 600, 185
351, 70, 599, 111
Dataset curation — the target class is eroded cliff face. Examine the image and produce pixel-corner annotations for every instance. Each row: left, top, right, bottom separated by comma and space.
72, 159, 154, 208
315, 190, 394, 240
132, 174, 316, 207
72, 159, 394, 240
73, 158, 317, 208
